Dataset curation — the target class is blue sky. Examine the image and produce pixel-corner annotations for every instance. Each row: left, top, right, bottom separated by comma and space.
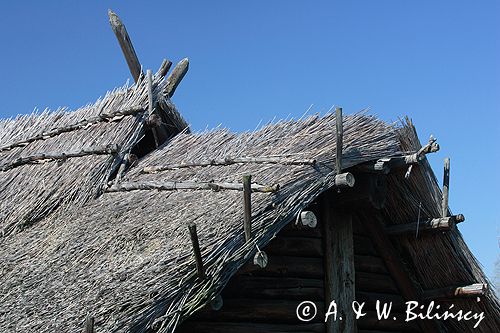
0, 1, 498, 280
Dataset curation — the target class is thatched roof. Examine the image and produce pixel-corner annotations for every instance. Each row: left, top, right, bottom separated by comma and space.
0, 90, 498, 332
0, 77, 187, 237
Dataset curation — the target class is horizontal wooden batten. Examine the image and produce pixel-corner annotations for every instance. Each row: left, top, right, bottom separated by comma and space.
385, 214, 465, 235
177, 322, 324, 333
142, 156, 317, 173
423, 283, 488, 301
0, 144, 119, 172
0, 106, 143, 153
357, 311, 420, 332
356, 272, 400, 294
222, 276, 324, 300
192, 299, 325, 323
106, 181, 279, 193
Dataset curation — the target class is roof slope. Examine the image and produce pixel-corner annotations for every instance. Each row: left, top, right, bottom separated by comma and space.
0, 113, 401, 332
0, 77, 186, 237
0, 111, 498, 332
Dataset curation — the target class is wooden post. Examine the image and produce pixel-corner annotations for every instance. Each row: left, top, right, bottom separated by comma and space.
243, 175, 252, 242
84, 316, 95, 333
108, 9, 143, 83
335, 107, 343, 173
442, 157, 450, 217
322, 193, 356, 332
156, 59, 172, 79
146, 69, 159, 147
164, 58, 189, 98
188, 223, 205, 279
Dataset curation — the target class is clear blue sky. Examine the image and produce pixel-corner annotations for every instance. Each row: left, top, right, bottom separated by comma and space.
0, 1, 498, 280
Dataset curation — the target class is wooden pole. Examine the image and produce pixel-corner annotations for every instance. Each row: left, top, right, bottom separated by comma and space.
243, 175, 252, 242
164, 58, 189, 98
156, 59, 172, 79
146, 69, 159, 147
442, 157, 450, 217
108, 9, 143, 83
84, 316, 94, 333
335, 107, 343, 173
423, 283, 487, 301
385, 215, 465, 235
188, 223, 205, 279
322, 193, 356, 333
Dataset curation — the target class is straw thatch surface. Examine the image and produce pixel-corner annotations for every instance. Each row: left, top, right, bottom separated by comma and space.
0, 106, 497, 333
373, 119, 500, 332
0, 77, 186, 238
0, 113, 403, 332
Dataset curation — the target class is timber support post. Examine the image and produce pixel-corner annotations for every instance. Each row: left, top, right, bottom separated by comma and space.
335, 107, 343, 173
243, 175, 252, 242
322, 192, 356, 332
108, 9, 143, 83
188, 223, 205, 279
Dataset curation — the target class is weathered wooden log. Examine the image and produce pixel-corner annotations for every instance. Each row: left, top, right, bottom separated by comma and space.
142, 156, 316, 173
108, 9, 143, 82
0, 106, 143, 153
192, 299, 325, 323
177, 322, 325, 333
385, 215, 465, 235
222, 276, 324, 300
106, 180, 280, 193
156, 59, 172, 79
335, 107, 343, 173
442, 157, 450, 217
1, 144, 119, 172
164, 58, 189, 98
188, 223, 205, 279
295, 210, 318, 228
322, 192, 356, 333
334, 172, 355, 188
84, 316, 94, 333
242, 175, 252, 242
146, 69, 159, 147
423, 283, 488, 301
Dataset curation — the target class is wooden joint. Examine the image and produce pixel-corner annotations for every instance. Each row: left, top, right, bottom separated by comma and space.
423, 283, 488, 301
334, 172, 355, 188
188, 223, 205, 279
243, 175, 252, 242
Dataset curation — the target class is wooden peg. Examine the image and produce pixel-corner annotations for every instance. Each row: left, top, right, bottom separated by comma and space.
335, 107, 343, 173
243, 175, 252, 242
188, 223, 205, 279
442, 158, 450, 217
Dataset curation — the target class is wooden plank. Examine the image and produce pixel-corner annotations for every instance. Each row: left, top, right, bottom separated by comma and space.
322, 193, 356, 333
222, 276, 324, 300
442, 157, 450, 217
265, 236, 323, 257
108, 9, 142, 82
359, 212, 441, 332
177, 321, 325, 333
192, 299, 325, 323
356, 271, 399, 294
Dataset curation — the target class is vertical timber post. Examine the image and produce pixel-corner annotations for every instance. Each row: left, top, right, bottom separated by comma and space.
243, 175, 252, 242
322, 193, 356, 333
146, 69, 159, 147
335, 107, 343, 173
442, 157, 450, 217
188, 223, 205, 279
84, 316, 95, 333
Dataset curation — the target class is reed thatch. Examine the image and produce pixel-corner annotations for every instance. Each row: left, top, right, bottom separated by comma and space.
0, 101, 498, 332
0, 76, 187, 238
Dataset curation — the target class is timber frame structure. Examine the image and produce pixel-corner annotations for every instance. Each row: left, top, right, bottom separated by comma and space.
0, 9, 499, 333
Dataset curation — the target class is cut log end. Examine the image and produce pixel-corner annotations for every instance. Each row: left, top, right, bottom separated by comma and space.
335, 172, 355, 188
